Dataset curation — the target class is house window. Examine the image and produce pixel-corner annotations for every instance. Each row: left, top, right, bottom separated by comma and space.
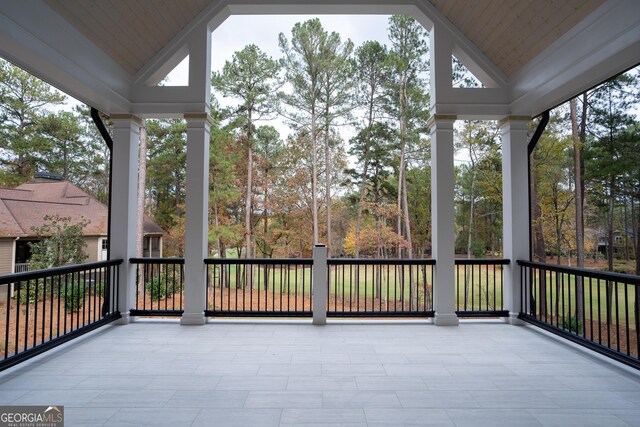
102, 239, 108, 250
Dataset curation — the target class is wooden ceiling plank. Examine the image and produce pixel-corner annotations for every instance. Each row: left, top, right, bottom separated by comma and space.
92, 1, 153, 72
49, 0, 139, 73
512, 0, 603, 75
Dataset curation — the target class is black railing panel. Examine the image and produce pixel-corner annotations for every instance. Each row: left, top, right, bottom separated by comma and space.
327, 259, 435, 317
129, 258, 184, 316
455, 259, 509, 317
0, 260, 122, 371
205, 259, 313, 317
518, 260, 639, 369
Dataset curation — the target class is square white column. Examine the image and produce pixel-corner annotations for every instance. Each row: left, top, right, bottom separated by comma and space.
500, 116, 530, 324
430, 115, 459, 326
181, 114, 211, 325
110, 115, 141, 324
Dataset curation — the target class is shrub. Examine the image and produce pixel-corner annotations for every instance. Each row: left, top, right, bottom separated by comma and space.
17, 280, 46, 305
63, 281, 86, 313
561, 315, 583, 334
146, 276, 181, 301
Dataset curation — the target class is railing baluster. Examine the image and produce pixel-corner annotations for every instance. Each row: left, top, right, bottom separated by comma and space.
517, 260, 639, 369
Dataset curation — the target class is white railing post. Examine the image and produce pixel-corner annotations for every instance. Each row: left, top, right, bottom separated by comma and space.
312, 244, 328, 325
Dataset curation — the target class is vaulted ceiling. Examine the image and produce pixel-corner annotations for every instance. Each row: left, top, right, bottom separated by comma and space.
45, 0, 605, 78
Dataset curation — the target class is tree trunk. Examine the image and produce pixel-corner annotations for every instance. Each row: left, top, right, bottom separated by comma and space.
324, 122, 332, 256
531, 168, 547, 316
570, 98, 585, 322
402, 172, 416, 310
624, 195, 630, 260
311, 104, 319, 245
606, 176, 615, 326
136, 123, 147, 259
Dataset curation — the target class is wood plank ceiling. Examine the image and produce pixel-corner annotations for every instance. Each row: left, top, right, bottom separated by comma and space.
45, 0, 211, 75
429, 0, 605, 77
45, 0, 604, 78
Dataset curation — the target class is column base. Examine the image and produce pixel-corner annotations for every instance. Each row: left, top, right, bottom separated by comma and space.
503, 312, 525, 325
433, 312, 459, 326
114, 312, 136, 325
180, 312, 208, 325
312, 317, 327, 326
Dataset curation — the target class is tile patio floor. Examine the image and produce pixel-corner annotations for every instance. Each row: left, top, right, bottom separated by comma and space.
0, 320, 639, 426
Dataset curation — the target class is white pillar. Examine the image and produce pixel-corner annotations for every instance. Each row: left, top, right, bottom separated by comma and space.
430, 115, 459, 326
312, 244, 328, 325
110, 114, 141, 324
181, 114, 211, 325
500, 116, 530, 325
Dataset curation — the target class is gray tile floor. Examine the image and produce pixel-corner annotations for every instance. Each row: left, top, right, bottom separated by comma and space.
1, 320, 639, 426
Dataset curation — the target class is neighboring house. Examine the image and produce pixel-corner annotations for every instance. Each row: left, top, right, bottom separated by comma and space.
0, 172, 164, 275
597, 229, 636, 256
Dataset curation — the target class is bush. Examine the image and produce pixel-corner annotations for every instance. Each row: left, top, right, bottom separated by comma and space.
561, 315, 583, 334
63, 281, 86, 313
17, 280, 46, 305
146, 276, 181, 301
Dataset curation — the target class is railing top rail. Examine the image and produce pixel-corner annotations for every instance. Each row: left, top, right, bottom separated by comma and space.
0, 259, 123, 285
455, 258, 510, 265
129, 257, 185, 265
327, 258, 436, 265
205, 258, 313, 265
517, 259, 640, 285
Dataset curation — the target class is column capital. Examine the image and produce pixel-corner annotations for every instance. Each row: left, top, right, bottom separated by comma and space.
498, 115, 530, 129
110, 113, 144, 127
184, 113, 213, 128
427, 114, 457, 131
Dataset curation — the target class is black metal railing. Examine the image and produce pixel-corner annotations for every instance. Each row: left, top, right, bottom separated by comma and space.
0, 260, 121, 371
129, 258, 184, 316
518, 260, 639, 369
205, 258, 313, 317
455, 259, 509, 317
327, 259, 435, 317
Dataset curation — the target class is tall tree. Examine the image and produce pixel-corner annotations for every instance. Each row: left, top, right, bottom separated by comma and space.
279, 19, 329, 245
212, 44, 281, 258
0, 59, 65, 185
352, 41, 389, 257
386, 15, 429, 260
318, 30, 354, 255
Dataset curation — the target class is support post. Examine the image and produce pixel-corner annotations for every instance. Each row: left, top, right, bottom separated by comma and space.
430, 115, 459, 326
110, 115, 141, 324
181, 114, 211, 325
500, 116, 530, 325
312, 244, 328, 325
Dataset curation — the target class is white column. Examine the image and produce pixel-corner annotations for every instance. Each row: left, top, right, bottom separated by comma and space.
312, 244, 328, 325
110, 115, 141, 324
500, 116, 530, 324
430, 115, 459, 326
181, 114, 211, 325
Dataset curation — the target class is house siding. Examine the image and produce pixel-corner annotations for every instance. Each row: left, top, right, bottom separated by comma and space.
0, 238, 14, 276
85, 236, 100, 263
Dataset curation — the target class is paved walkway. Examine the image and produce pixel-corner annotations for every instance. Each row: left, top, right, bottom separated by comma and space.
0, 320, 639, 426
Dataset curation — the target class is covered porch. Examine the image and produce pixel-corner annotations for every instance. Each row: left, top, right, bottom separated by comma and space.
1, 0, 640, 423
